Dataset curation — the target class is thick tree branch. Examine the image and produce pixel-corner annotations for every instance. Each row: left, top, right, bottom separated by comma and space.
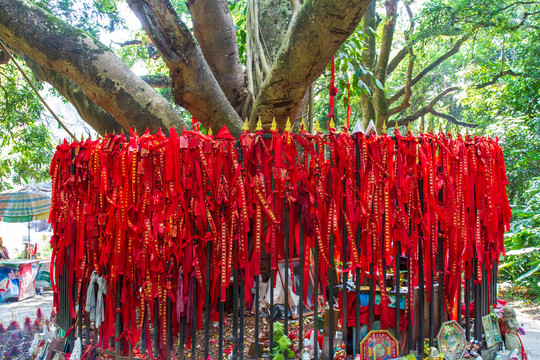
140, 74, 171, 88
386, 46, 408, 76
250, 0, 373, 130
0, 50, 9, 64
359, 0, 377, 127
506, 10, 540, 30
385, 3, 415, 118
372, 0, 400, 130
386, 46, 414, 117
186, 0, 250, 115
0, 0, 185, 134
493, 1, 540, 15
374, 0, 399, 83
26, 59, 125, 136
127, 0, 243, 136
388, 86, 459, 126
428, 109, 477, 128
290, 0, 302, 15
387, 34, 470, 106
473, 69, 522, 89
112, 39, 145, 47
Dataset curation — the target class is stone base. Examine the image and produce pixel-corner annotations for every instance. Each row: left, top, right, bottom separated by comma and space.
480, 343, 503, 360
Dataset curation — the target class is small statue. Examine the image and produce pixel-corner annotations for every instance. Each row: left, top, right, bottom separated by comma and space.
429, 346, 440, 360
301, 347, 311, 360
503, 307, 527, 360
333, 341, 346, 360
303, 330, 321, 356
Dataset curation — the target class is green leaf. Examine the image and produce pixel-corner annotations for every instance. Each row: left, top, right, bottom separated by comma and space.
516, 263, 540, 282
277, 335, 291, 352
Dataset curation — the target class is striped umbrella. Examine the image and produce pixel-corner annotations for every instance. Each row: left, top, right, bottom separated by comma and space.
0, 185, 51, 223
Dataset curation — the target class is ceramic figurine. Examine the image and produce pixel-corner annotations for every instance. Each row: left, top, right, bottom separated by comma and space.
429, 346, 440, 360
333, 341, 346, 360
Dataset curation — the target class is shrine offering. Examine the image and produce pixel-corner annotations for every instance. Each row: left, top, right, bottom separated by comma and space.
437, 321, 467, 360
48, 126, 511, 358
360, 330, 399, 360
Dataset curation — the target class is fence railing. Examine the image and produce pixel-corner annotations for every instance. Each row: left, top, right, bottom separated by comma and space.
49, 128, 510, 359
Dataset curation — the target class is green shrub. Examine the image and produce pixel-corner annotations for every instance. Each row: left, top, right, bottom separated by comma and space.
499, 177, 540, 299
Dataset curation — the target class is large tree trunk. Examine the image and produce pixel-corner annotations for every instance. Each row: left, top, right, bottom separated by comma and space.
0, 0, 185, 135
127, 0, 244, 136
187, 0, 252, 119
249, 0, 373, 131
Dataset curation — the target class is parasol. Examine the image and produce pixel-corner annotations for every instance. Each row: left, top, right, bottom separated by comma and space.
0, 185, 51, 223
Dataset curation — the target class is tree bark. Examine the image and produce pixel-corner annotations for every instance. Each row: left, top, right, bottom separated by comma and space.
373, 0, 399, 131
387, 34, 470, 106
140, 74, 171, 89
0, 0, 185, 134
187, 0, 252, 118
127, 0, 243, 136
359, 0, 376, 128
250, 0, 373, 130
386, 46, 408, 76
388, 86, 459, 126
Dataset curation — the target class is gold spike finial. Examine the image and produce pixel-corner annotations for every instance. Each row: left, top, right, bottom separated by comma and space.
242, 119, 249, 131
300, 117, 306, 131
113, 128, 116, 135
285, 117, 292, 132
270, 117, 277, 131
208, 127, 213, 136
407, 122, 411, 133
382, 121, 387, 134
395, 121, 399, 131
314, 119, 321, 133
329, 118, 336, 130
256, 117, 263, 131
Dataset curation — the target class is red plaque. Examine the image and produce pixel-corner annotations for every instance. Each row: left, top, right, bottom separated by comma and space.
360, 330, 399, 360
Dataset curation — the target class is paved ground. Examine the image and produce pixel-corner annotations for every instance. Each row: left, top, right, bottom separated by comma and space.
0, 290, 53, 325
510, 302, 540, 360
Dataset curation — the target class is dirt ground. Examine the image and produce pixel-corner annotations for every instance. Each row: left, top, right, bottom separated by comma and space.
2, 290, 539, 359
